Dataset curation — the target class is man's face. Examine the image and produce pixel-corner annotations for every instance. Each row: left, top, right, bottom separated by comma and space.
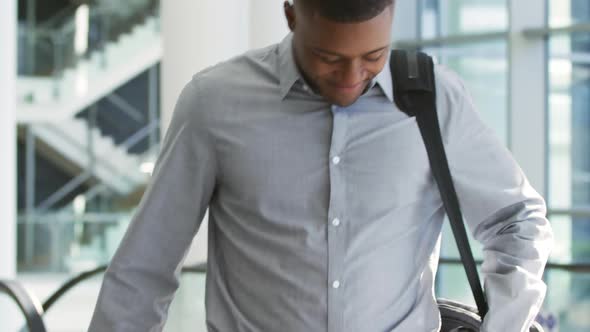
285, 2, 394, 107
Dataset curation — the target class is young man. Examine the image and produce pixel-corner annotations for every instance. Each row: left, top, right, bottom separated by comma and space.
89, 1, 553, 331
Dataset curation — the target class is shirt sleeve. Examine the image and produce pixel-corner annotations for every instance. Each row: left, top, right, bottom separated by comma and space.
88, 77, 217, 332
437, 66, 554, 332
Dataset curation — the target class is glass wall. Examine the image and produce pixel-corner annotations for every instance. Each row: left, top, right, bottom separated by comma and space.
6, 1, 590, 332
546, 1, 590, 330
414, 0, 590, 330
16, 0, 161, 274
421, 0, 508, 39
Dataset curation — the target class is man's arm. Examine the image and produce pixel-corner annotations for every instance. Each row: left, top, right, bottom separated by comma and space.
437, 66, 554, 332
88, 77, 216, 331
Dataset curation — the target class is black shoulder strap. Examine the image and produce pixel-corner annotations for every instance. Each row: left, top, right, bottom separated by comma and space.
389, 50, 489, 318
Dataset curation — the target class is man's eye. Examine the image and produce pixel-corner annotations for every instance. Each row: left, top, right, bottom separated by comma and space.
319, 55, 342, 64
365, 53, 384, 62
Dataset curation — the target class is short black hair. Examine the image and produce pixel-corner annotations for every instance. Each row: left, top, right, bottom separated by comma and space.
297, 0, 394, 23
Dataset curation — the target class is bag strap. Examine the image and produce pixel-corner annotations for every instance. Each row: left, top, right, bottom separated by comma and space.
389, 50, 489, 318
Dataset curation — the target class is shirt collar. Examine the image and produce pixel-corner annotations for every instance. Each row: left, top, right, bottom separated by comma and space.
278, 33, 394, 103
373, 54, 394, 102
278, 33, 301, 99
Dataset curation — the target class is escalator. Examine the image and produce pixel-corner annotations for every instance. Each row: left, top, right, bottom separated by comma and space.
0, 264, 206, 332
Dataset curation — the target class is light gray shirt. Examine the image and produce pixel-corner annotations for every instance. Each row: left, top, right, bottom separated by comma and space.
89, 34, 553, 332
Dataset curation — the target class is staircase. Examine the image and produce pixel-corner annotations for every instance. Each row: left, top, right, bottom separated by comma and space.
32, 117, 149, 195
17, 15, 161, 122
17, 4, 161, 197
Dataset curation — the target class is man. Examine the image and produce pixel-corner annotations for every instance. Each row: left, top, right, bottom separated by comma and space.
89, 0, 553, 331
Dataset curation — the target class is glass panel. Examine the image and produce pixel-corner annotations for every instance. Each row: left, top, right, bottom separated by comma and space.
548, 33, 590, 210
436, 264, 476, 306
425, 40, 509, 144
0, 295, 27, 332
543, 270, 590, 331
21, 273, 103, 332
550, 0, 590, 27
11, 269, 207, 332
549, 214, 590, 264
420, 0, 508, 39
17, 215, 131, 272
164, 273, 208, 332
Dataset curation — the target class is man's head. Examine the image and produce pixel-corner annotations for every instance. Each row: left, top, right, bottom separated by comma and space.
284, 0, 395, 107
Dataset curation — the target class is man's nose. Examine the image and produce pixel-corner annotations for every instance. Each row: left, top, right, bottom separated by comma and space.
339, 59, 365, 86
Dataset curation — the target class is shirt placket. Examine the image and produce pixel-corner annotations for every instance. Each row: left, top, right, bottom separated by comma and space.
327, 104, 348, 332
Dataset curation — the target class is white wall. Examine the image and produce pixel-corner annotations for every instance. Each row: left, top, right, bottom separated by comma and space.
0, 0, 17, 281
161, 0, 250, 136
0, 0, 19, 329
249, 0, 290, 49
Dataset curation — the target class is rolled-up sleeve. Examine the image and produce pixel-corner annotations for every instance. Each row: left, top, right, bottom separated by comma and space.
438, 67, 554, 332
88, 77, 217, 332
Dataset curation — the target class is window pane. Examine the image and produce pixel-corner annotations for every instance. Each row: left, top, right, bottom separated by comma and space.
548, 33, 590, 210
550, 0, 590, 27
421, 0, 508, 39
546, 214, 590, 264
548, 28, 590, 332
435, 264, 476, 306
543, 270, 590, 331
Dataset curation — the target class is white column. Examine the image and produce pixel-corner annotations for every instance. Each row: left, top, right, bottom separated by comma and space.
161, 0, 250, 135
0, 0, 19, 329
249, 0, 290, 50
0, 0, 17, 281
508, 0, 547, 194
161, 0, 249, 265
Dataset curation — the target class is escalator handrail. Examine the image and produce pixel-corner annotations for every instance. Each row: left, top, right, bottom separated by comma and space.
0, 279, 47, 332
42, 263, 207, 313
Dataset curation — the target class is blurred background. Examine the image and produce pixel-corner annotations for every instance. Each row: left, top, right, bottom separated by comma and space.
0, 0, 588, 331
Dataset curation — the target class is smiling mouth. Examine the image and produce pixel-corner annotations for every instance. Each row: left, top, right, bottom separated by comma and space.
332, 82, 364, 92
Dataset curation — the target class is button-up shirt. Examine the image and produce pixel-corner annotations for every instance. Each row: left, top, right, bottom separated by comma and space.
89, 33, 553, 332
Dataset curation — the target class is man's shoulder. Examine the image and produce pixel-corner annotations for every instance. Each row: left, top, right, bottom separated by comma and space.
433, 64, 469, 103
190, 43, 281, 93
173, 43, 282, 125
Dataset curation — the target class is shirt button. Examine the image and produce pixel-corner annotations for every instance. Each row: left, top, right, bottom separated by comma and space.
332, 218, 341, 227
332, 280, 341, 289
332, 156, 341, 165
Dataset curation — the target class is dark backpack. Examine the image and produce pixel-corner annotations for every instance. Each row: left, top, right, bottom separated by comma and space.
389, 50, 544, 332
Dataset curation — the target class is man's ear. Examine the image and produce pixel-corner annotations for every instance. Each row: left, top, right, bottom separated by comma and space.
284, 1, 296, 31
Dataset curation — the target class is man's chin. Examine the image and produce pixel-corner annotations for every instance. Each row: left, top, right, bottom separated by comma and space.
321, 83, 369, 107
325, 93, 363, 107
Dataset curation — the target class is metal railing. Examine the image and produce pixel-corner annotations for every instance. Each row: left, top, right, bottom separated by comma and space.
18, 0, 160, 98
0, 263, 205, 332
0, 280, 47, 332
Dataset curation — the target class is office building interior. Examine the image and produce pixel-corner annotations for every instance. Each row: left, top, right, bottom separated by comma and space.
0, 0, 588, 331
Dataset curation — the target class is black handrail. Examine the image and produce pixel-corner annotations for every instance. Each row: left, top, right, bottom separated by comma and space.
0, 279, 47, 332
1, 263, 206, 332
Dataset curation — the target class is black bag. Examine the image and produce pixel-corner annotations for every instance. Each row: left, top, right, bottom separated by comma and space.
389, 50, 544, 332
